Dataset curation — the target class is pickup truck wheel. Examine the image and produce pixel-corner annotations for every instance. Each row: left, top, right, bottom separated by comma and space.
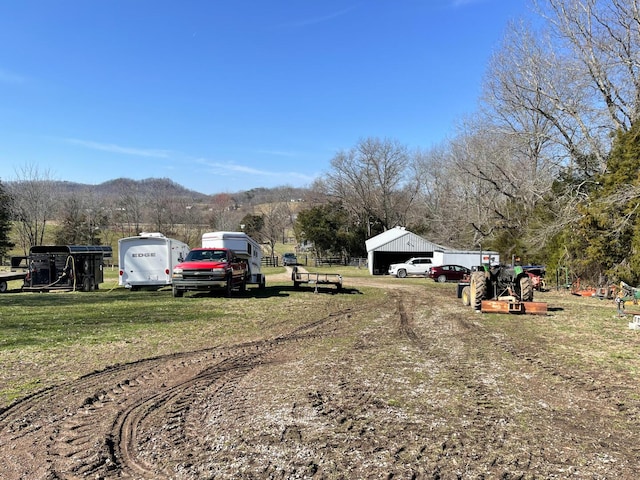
225, 274, 233, 297
240, 277, 247, 293
172, 286, 183, 298
397, 269, 407, 278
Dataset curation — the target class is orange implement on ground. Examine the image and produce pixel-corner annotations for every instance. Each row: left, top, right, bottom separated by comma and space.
480, 300, 548, 315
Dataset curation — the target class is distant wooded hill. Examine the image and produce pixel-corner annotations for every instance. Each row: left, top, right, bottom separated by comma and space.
47, 177, 311, 205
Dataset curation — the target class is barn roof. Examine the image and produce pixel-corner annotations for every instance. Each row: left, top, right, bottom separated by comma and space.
365, 227, 445, 253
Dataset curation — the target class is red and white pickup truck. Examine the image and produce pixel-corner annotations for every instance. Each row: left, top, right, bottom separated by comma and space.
171, 247, 247, 297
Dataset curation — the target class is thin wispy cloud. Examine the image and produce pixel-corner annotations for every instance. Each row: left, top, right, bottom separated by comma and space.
280, 6, 359, 28
450, 0, 487, 7
253, 149, 299, 158
199, 159, 277, 177
198, 158, 316, 183
63, 138, 171, 158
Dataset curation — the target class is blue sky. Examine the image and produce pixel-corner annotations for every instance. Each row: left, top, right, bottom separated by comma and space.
0, 0, 528, 195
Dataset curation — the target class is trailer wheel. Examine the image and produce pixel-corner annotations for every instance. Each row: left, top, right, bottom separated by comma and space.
0, 281, 7, 293
82, 277, 92, 292
397, 269, 407, 278
461, 286, 471, 306
259, 277, 266, 290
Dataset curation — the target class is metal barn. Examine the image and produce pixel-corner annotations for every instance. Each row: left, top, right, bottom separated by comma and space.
365, 227, 445, 275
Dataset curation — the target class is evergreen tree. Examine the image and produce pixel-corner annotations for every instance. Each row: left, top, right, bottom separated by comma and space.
295, 202, 365, 258
561, 123, 640, 284
0, 181, 15, 258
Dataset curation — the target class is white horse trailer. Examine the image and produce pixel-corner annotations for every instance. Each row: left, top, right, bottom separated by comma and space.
118, 232, 190, 290
201, 231, 265, 288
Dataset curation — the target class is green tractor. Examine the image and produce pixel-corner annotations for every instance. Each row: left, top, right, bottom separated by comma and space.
466, 265, 534, 311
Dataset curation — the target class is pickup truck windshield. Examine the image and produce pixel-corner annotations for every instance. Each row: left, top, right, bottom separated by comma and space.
186, 250, 227, 262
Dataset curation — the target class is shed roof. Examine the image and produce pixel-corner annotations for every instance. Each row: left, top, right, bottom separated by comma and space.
365, 227, 445, 253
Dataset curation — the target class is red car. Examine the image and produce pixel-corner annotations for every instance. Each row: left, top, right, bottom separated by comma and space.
427, 265, 471, 283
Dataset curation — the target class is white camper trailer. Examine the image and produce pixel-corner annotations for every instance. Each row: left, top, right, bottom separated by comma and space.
431, 250, 500, 270
201, 231, 265, 288
118, 232, 190, 290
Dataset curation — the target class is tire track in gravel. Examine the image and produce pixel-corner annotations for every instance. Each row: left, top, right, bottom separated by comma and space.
6, 282, 640, 478
0, 309, 352, 480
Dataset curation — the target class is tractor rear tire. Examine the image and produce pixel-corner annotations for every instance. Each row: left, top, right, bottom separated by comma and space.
470, 271, 487, 311
519, 275, 534, 302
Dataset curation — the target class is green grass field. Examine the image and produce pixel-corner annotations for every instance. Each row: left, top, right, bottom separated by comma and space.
0, 266, 383, 405
1, 267, 639, 408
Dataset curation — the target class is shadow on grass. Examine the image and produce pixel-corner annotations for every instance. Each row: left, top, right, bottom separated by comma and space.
185, 284, 363, 299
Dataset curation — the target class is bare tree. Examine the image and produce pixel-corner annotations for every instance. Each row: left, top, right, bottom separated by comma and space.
538, 0, 640, 129
54, 187, 112, 245
177, 203, 206, 247
259, 201, 290, 260
208, 193, 243, 232
111, 179, 144, 237
326, 137, 419, 235
414, 144, 478, 247
8, 165, 57, 253
485, 18, 610, 172
145, 185, 172, 234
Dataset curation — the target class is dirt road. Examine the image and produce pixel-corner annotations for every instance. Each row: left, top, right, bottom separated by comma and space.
1, 278, 639, 479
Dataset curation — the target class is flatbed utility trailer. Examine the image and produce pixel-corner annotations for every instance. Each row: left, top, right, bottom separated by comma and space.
0, 272, 28, 293
0, 256, 29, 292
291, 266, 342, 292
